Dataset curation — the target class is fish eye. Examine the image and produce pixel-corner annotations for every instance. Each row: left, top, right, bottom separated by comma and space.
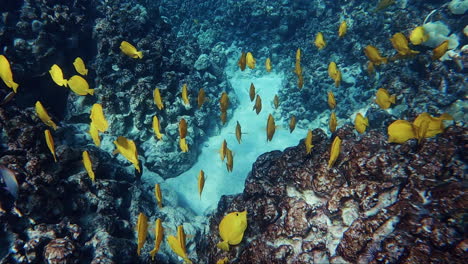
236, 213, 238, 216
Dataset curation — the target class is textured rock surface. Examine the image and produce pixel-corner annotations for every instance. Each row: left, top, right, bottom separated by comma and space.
198, 125, 467, 263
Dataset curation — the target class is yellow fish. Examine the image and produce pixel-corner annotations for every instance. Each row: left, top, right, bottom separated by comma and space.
44, 129, 57, 162
35, 101, 58, 130
220, 111, 227, 125
297, 74, 304, 89
249, 83, 255, 102
390, 33, 419, 56
338, 21, 347, 38
265, 58, 272, 72
197, 88, 206, 108
328, 62, 341, 87
226, 148, 233, 172
149, 218, 164, 261
68, 75, 94, 96
412, 112, 453, 138
409, 26, 428, 45
296, 48, 301, 62
179, 118, 187, 139
155, 183, 163, 208
153, 88, 164, 110
314, 32, 326, 50
328, 136, 341, 168
49, 64, 68, 87
327, 91, 336, 109
289, 115, 296, 133
217, 257, 229, 264
73, 57, 88, 76
113, 136, 140, 172
0, 55, 19, 92
120, 41, 143, 59
89, 123, 101, 147
432, 40, 449, 60
90, 103, 108, 132
179, 138, 189, 152
246, 52, 256, 69
354, 113, 369, 134
136, 212, 148, 256
364, 45, 388, 66
82, 150, 95, 181
220, 92, 229, 112
152, 115, 163, 140
387, 120, 415, 143
217, 211, 248, 252
375, 88, 396, 109
181, 83, 190, 106
294, 56, 302, 77
235, 121, 242, 144
415, 118, 430, 144
273, 95, 279, 109
329, 111, 337, 133
266, 114, 276, 141
219, 139, 227, 161
238, 52, 246, 71
375, 0, 395, 12
367, 61, 375, 75
167, 225, 191, 263
305, 129, 313, 154
198, 170, 205, 199
253, 94, 262, 115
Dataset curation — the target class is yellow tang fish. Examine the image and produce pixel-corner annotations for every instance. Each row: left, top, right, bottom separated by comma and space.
253, 94, 262, 115
179, 138, 189, 152
364, 45, 388, 66
387, 120, 415, 143
390, 33, 419, 56
155, 183, 162, 208
0, 55, 19, 92
82, 150, 95, 181
328, 62, 341, 87
246, 52, 256, 69
220, 92, 229, 112
305, 129, 314, 154
152, 115, 163, 140
136, 212, 148, 256
219, 139, 227, 161
149, 218, 164, 261
265, 58, 272, 72
217, 211, 248, 252
44, 129, 57, 162
68, 75, 94, 96
89, 123, 101, 147
73, 57, 88, 76
266, 114, 276, 142
179, 118, 187, 139
314, 32, 326, 50
49, 64, 68, 87
113, 136, 140, 172
197, 88, 206, 108
198, 170, 205, 199
235, 121, 242, 144
249, 83, 255, 102
238, 52, 246, 71
329, 111, 337, 133
412, 112, 453, 138
273, 95, 279, 109
289, 115, 296, 133
226, 147, 233, 172
375, 88, 396, 109
432, 40, 449, 60
328, 136, 341, 168
153, 88, 164, 110
354, 113, 369, 134
181, 83, 190, 106
409, 26, 428, 45
220, 111, 227, 125
35, 101, 58, 130
338, 20, 347, 38
295, 57, 302, 77
120, 41, 143, 59
327, 91, 336, 109
167, 225, 191, 263
90, 103, 108, 132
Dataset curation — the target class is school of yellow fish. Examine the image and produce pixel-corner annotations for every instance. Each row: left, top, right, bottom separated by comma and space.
0, 14, 456, 262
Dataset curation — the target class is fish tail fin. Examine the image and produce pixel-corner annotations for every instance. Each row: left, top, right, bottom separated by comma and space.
216, 241, 230, 252
11, 82, 19, 93
137, 52, 143, 59
389, 95, 396, 104
84, 69, 89, 76
439, 113, 453, 120
89, 89, 95, 95
63, 79, 68, 87
158, 201, 162, 208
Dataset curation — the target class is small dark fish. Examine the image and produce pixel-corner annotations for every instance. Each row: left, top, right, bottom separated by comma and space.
0, 166, 18, 199
0, 92, 15, 105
